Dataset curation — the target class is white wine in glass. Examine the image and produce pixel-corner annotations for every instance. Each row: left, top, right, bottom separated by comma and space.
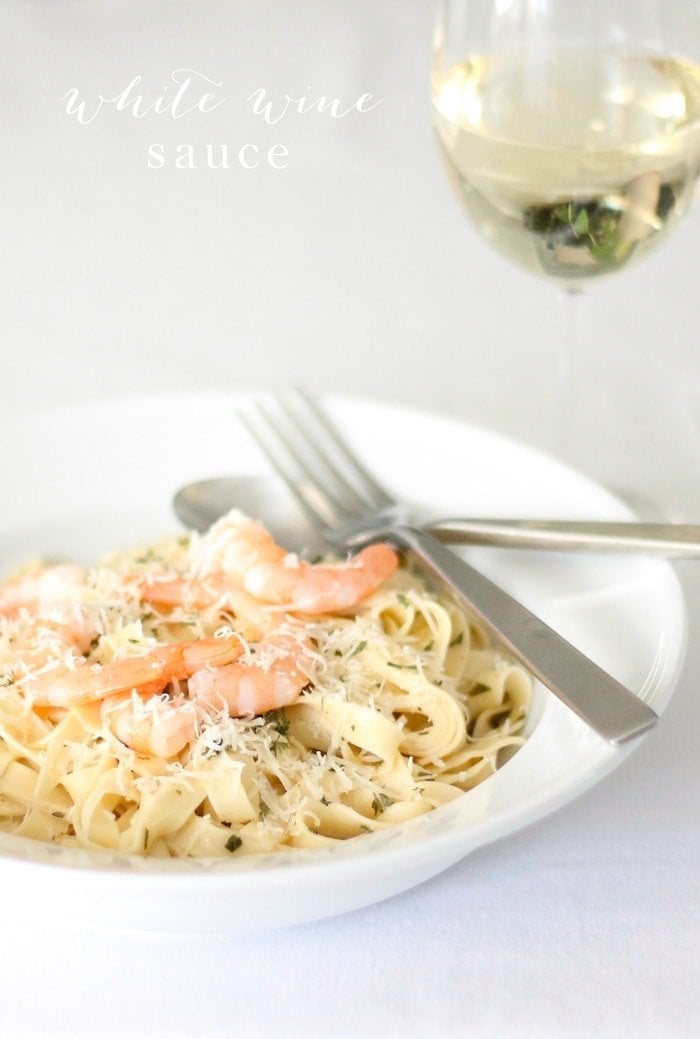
433, 47, 700, 284
432, 1, 700, 502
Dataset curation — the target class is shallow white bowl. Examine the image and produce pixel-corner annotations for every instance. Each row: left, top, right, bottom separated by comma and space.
0, 393, 686, 933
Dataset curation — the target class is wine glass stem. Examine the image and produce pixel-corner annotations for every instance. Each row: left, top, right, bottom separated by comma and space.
557, 285, 585, 465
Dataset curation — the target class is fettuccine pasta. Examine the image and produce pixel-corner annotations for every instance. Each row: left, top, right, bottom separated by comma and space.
0, 510, 530, 857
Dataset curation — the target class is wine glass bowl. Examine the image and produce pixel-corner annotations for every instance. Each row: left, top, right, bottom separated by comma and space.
431, 1, 700, 288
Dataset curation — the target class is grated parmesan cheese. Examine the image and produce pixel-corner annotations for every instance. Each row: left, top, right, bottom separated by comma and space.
0, 510, 532, 857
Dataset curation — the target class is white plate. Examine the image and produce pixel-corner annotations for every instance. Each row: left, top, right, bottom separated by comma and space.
0, 392, 687, 933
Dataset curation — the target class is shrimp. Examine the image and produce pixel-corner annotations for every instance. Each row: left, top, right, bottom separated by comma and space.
139, 573, 269, 631
218, 513, 399, 613
243, 543, 399, 613
2, 605, 101, 686
101, 630, 313, 758
188, 629, 314, 717
0, 564, 85, 618
101, 692, 198, 759
20, 636, 244, 708
138, 512, 399, 615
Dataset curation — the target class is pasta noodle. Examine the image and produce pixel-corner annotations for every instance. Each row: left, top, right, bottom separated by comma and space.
0, 511, 531, 857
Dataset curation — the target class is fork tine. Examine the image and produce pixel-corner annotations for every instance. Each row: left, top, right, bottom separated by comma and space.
257, 397, 375, 519
274, 392, 379, 517
283, 388, 395, 511
238, 402, 356, 531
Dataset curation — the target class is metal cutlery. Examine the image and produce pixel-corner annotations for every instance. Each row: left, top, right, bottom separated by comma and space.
174, 479, 700, 556
235, 388, 658, 745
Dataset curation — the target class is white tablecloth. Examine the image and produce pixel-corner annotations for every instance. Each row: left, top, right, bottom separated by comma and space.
1, 3, 699, 1036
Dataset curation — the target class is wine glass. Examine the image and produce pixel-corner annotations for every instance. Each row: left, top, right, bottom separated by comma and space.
431, 0, 700, 501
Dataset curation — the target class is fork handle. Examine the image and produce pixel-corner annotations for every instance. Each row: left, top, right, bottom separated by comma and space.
388, 525, 658, 745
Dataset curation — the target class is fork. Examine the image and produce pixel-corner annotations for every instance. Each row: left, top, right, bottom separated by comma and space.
239, 389, 658, 745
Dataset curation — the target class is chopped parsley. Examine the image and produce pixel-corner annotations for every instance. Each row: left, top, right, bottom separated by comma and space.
267, 709, 290, 755
349, 641, 367, 657
266, 710, 289, 737
371, 793, 394, 816
134, 548, 163, 565
449, 632, 464, 648
225, 834, 243, 853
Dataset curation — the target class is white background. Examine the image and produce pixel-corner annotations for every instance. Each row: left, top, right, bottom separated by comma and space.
1, 2, 699, 1037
